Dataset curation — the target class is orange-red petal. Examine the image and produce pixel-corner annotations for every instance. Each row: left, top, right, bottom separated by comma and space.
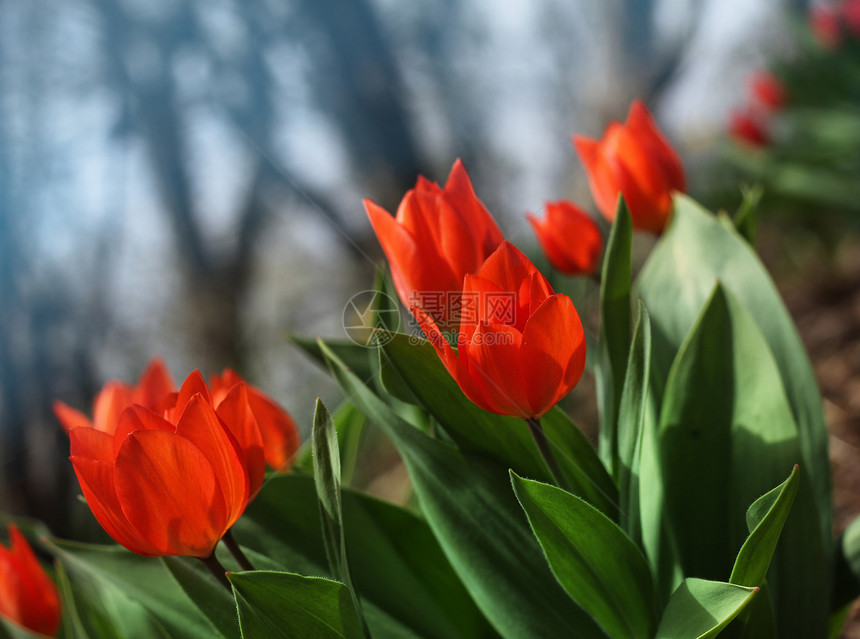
114, 430, 226, 557
215, 383, 266, 497
53, 400, 93, 434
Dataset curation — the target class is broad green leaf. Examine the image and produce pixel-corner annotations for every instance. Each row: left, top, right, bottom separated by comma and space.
730, 466, 800, 587
289, 335, 375, 383
233, 474, 493, 639
162, 556, 239, 639
658, 284, 828, 637
511, 472, 655, 639
636, 194, 830, 548
322, 342, 606, 639
616, 302, 651, 542
655, 579, 757, 639
228, 571, 363, 639
597, 197, 633, 476
378, 331, 617, 519
47, 540, 222, 639
55, 558, 170, 639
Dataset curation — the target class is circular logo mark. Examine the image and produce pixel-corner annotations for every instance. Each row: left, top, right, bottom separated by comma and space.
342, 290, 401, 347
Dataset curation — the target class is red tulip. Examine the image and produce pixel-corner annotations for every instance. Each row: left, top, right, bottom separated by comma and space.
53, 358, 176, 434
811, 5, 842, 47
527, 201, 603, 276
574, 100, 686, 234
414, 241, 585, 418
729, 109, 769, 147
364, 159, 504, 326
0, 525, 60, 637
210, 368, 301, 472
65, 370, 261, 557
749, 71, 786, 112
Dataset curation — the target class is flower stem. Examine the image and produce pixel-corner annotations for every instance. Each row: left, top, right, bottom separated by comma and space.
199, 552, 232, 593
222, 529, 255, 571
525, 417, 572, 492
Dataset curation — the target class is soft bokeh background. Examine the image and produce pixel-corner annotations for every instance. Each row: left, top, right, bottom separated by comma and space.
3, 0, 851, 543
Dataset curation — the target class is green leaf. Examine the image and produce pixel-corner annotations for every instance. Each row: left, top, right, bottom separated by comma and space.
312, 399, 368, 636
47, 540, 222, 639
833, 514, 860, 611
657, 284, 828, 637
732, 184, 763, 244
597, 197, 633, 475
636, 194, 830, 547
655, 579, 757, 639
378, 330, 617, 519
730, 466, 800, 587
162, 556, 239, 639
228, 571, 364, 639
616, 302, 651, 542
233, 474, 493, 639
322, 342, 605, 638
511, 472, 656, 639
288, 335, 375, 383
313, 398, 347, 580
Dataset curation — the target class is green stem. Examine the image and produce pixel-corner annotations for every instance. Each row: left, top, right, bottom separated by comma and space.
526, 417, 572, 492
222, 529, 255, 571
198, 552, 232, 593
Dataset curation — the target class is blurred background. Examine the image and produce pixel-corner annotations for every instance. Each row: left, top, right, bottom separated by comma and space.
2, 0, 859, 559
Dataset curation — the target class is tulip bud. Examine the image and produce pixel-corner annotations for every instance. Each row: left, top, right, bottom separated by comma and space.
574, 100, 686, 234
527, 201, 603, 276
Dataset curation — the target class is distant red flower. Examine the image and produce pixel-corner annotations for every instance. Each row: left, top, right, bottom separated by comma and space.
812, 5, 842, 46
0, 525, 60, 637
365, 159, 504, 326
729, 109, 770, 147
749, 71, 786, 112
527, 201, 603, 276
210, 368, 300, 472
414, 241, 586, 418
574, 100, 686, 234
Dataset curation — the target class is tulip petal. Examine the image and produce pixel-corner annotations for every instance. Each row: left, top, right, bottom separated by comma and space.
627, 100, 686, 192
574, 135, 620, 220
246, 387, 300, 472
53, 400, 93, 433
462, 322, 530, 417
413, 305, 491, 410
92, 382, 134, 434
365, 197, 458, 311
0, 527, 61, 636
444, 159, 504, 252
216, 383, 266, 497
70, 455, 162, 556
173, 370, 212, 416
520, 294, 586, 416
135, 357, 176, 409
176, 395, 249, 528
69, 426, 114, 462
114, 430, 227, 557
112, 405, 175, 458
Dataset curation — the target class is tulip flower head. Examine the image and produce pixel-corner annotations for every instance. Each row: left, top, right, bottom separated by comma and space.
210, 368, 301, 472
0, 525, 61, 637
749, 72, 786, 113
574, 100, 686, 234
364, 159, 504, 327
729, 109, 770, 147
414, 241, 586, 418
527, 201, 603, 276
59, 365, 275, 558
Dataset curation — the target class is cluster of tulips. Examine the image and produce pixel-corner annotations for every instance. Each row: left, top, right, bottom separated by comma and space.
0, 96, 850, 638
